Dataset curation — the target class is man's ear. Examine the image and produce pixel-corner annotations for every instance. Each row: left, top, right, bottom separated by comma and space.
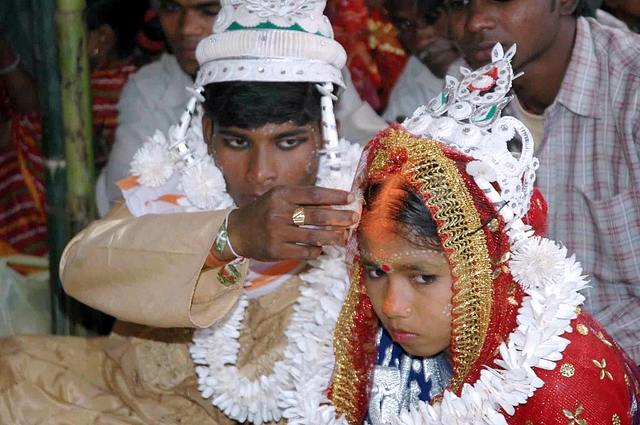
202, 115, 214, 155
558, 0, 579, 16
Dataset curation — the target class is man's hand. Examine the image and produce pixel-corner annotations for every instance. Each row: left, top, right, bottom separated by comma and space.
225, 186, 358, 261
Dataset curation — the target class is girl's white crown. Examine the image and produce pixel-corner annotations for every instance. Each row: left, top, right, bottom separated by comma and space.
404, 43, 538, 226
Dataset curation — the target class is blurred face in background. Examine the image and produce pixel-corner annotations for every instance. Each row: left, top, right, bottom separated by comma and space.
387, 0, 461, 78
158, 0, 220, 76
446, 0, 575, 71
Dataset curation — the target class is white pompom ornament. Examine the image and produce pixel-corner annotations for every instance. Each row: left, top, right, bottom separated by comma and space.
130, 140, 175, 187
180, 160, 234, 210
510, 236, 567, 290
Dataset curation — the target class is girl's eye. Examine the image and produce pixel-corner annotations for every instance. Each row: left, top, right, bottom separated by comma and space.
413, 274, 437, 285
366, 267, 387, 279
224, 139, 250, 149
276, 138, 306, 150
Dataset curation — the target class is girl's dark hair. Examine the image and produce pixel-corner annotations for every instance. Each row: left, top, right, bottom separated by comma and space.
362, 176, 440, 249
203, 81, 323, 129
86, 0, 150, 58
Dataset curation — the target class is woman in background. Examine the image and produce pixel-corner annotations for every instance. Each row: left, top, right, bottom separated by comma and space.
0, 0, 150, 257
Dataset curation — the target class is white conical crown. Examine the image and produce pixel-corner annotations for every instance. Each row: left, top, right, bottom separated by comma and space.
195, 0, 346, 89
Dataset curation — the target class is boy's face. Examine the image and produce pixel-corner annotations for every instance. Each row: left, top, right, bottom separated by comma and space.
388, 0, 460, 78
447, 0, 574, 71
203, 118, 323, 207
158, 0, 221, 76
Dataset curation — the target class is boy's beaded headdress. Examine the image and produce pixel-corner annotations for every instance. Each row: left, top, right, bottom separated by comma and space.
125, 0, 352, 212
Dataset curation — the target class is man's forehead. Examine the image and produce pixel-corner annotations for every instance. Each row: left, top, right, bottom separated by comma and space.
216, 121, 318, 138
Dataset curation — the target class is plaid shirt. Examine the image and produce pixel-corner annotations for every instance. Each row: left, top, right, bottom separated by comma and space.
523, 18, 640, 361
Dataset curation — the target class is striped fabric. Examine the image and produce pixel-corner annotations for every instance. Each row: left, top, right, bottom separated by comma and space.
0, 62, 138, 257
91, 63, 139, 170
533, 18, 640, 362
0, 115, 47, 257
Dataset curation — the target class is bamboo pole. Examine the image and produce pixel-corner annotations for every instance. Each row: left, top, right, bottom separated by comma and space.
33, 0, 70, 335
57, 0, 102, 335
57, 0, 95, 233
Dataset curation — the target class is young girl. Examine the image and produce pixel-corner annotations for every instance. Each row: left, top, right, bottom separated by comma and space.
330, 45, 640, 425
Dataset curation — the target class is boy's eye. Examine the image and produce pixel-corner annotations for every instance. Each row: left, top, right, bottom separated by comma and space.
200, 5, 221, 17
224, 139, 250, 149
276, 138, 306, 150
446, 0, 470, 11
159, 1, 181, 13
391, 18, 414, 32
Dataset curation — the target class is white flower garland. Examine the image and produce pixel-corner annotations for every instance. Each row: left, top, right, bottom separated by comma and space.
184, 138, 360, 424
191, 245, 352, 425
387, 237, 589, 425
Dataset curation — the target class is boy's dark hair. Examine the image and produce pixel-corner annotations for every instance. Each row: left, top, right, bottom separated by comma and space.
203, 81, 323, 129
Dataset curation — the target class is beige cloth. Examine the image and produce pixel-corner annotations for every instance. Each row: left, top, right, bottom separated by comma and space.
0, 202, 305, 424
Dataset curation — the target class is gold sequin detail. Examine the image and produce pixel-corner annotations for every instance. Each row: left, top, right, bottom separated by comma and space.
560, 363, 575, 377
507, 282, 518, 295
624, 374, 630, 386
507, 296, 518, 306
576, 324, 589, 335
369, 149, 389, 177
592, 358, 613, 380
525, 421, 534, 425
331, 263, 370, 423
488, 218, 500, 232
612, 414, 621, 425
563, 404, 587, 425
393, 131, 493, 392
575, 306, 583, 315
596, 331, 613, 347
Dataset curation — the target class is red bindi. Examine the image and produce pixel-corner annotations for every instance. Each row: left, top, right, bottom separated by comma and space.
381, 264, 391, 273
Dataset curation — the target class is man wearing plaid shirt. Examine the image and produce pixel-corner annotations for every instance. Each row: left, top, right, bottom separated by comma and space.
447, 0, 640, 362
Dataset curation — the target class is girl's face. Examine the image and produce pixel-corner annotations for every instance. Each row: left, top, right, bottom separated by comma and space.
359, 218, 453, 358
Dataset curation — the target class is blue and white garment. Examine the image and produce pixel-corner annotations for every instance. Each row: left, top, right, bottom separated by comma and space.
367, 328, 453, 425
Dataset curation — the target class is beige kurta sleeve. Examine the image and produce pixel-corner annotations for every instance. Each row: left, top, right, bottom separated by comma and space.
59, 201, 247, 328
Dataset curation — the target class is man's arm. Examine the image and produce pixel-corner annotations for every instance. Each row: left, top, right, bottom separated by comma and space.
60, 201, 246, 328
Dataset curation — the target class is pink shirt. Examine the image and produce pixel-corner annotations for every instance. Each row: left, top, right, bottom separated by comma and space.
531, 17, 640, 361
